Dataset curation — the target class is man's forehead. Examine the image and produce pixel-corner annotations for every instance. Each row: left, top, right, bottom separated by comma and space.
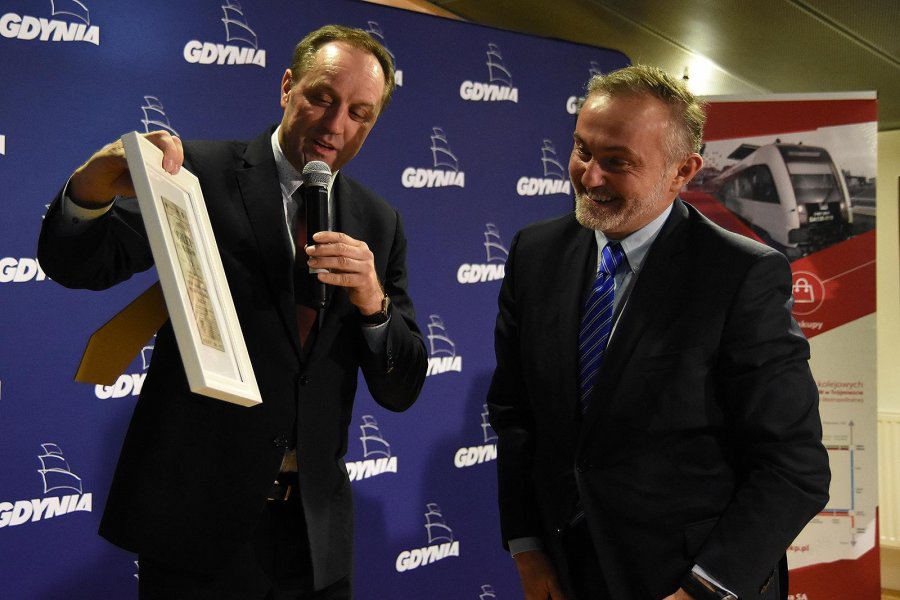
576, 94, 670, 139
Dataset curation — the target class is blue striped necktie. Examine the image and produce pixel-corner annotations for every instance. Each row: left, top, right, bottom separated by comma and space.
578, 243, 625, 413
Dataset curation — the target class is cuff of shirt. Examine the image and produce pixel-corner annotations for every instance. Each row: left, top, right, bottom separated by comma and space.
360, 314, 390, 354
57, 180, 116, 235
692, 564, 738, 598
508, 537, 542, 557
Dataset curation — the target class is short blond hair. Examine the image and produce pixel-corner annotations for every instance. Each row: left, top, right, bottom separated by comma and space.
290, 25, 396, 113
584, 64, 706, 161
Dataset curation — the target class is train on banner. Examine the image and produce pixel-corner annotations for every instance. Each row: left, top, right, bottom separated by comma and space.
0, 0, 877, 598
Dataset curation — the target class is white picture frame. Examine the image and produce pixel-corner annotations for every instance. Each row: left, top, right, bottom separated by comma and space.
122, 131, 261, 407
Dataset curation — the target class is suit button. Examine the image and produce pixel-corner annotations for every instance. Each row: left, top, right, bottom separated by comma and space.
273, 435, 289, 448
299, 375, 309, 385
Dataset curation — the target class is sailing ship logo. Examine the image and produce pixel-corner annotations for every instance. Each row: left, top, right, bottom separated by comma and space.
141, 336, 155, 370
481, 404, 498, 443
1, 0, 100, 45
460, 43, 519, 103
457, 224, 507, 285
140, 96, 180, 137
516, 139, 572, 196
364, 21, 402, 87
568, 60, 608, 114
401, 127, 465, 189
431, 127, 459, 172
425, 502, 454, 544
183, 2, 266, 67
486, 43, 513, 87
483, 224, 509, 263
426, 315, 462, 376
51, 0, 89, 24
395, 502, 461, 572
454, 404, 498, 468
0, 444, 93, 529
347, 415, 398, 481
221, 1, 257, 48
479, 584, 498, 600
540, 140, 567, 180
38, 443, 83, 494
359, 415, 391, 458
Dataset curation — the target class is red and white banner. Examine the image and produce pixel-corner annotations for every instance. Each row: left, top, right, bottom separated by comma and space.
685, 93, 880, 600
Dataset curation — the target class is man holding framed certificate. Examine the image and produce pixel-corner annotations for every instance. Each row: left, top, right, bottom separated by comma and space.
38, 25, 427, 600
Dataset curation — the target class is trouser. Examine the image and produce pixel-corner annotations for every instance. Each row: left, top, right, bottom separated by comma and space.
138, 473, 351, 600
562, 517, 611, 600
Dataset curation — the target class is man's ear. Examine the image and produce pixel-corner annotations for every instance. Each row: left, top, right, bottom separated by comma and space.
669, 153, 703, 192
280, 69, 293, 108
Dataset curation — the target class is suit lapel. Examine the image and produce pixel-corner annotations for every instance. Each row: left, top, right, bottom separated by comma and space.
579, 200, 691, 438
555, 218, 599, 423
235, 129, 303, 361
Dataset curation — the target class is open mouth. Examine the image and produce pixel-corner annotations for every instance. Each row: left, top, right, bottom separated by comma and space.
313, 139, 335, 152
583, 191, 618, 204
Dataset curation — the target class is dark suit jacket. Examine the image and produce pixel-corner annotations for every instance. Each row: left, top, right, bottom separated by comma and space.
487, 200, 830, 599
38, 128, 427, 589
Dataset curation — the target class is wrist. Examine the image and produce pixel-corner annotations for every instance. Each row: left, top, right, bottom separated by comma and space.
360, 289, 390, 326
679, 571, 737, 600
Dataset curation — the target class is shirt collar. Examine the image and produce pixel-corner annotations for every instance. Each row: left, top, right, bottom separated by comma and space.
594, 203, 673, 275
271, 126, 338, 200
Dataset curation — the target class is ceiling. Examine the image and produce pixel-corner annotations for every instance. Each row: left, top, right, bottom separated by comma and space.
421, 0, 900, 131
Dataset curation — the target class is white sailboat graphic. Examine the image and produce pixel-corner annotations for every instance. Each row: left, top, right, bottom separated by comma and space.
140, 336, 155, 371
220, 1, 258, 48
485, 43, 513, 87
480, 404, 498, 444
479, 584, 498, 600
364, 21, 396, 65
540, 140, 566, 180
51, 0, 90, 24
483, 224, 509, 263
430, 127, 459, 171
359, 415, 391, 459
37, 443, 83, 494
424, 503, 454, 544
427, 315, 456, 357
141, 96, 180, 137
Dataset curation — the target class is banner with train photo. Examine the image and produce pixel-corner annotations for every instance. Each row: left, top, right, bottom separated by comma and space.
685, 93, 879, 599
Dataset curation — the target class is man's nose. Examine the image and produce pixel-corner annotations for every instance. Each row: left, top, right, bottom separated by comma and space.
321, 105, 347, 134
580, 159, 605, 188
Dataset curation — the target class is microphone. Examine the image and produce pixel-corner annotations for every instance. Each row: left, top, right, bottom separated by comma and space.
302, 160, 332, 310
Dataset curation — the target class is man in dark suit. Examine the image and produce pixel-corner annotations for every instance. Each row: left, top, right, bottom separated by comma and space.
487, 65, 830, 600
37, 25, 426, 600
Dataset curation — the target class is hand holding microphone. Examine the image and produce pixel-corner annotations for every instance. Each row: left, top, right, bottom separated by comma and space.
302, 162, 386, 319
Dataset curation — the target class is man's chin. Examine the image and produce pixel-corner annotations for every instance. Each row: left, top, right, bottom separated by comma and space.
575, 198, 615, 231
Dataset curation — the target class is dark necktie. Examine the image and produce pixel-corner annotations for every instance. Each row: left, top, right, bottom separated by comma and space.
578, 243, 625, 413
291, 188, 318, 348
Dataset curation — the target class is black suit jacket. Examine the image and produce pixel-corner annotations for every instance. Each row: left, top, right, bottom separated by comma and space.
38, 128, 427, 589
487, 200, 830, 599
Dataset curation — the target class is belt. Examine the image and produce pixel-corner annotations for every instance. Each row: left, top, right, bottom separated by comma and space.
267, 471, 299, 502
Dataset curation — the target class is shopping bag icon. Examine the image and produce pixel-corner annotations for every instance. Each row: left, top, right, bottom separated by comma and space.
793, 277, 815, 304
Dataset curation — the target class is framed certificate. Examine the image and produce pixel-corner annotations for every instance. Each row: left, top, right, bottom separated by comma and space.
122, 131, 261, 406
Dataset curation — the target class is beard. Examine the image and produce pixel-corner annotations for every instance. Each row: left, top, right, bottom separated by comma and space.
574, 169, 672, 234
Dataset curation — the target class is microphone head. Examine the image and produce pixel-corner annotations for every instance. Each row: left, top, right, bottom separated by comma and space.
302, 160, 332, 188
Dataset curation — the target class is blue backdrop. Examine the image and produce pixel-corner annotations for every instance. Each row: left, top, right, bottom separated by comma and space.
0, 1, 628, 597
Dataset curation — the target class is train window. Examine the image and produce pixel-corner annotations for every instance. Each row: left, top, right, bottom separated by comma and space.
787, 162, 840, 205
791, 173, 840, 204
734, 165, 779, 204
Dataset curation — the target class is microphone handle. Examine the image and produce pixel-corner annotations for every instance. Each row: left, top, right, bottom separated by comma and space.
304, 184, 331, 309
